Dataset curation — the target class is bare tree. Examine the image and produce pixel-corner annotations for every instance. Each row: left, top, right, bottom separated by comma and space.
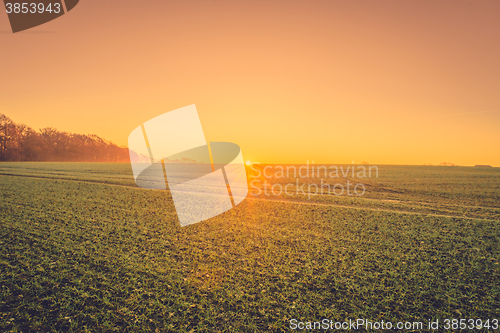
0, 114, 130, 162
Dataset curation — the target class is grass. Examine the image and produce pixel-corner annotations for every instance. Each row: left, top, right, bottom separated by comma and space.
0, 162, 499, 332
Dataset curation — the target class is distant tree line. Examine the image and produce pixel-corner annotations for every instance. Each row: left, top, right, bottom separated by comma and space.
0, 114, 129, 162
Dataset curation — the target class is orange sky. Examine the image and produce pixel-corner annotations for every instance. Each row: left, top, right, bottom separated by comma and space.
1, 0, 499, 166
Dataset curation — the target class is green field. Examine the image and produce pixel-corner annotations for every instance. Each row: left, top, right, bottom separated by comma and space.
1, 163, 499, 332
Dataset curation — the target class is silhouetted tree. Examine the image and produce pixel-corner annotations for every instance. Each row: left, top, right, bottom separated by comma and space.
0, 114, 130, 162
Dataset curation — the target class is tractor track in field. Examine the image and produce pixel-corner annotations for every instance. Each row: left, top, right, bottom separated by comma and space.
244, 197, 500, 222
1, 172, 499, 222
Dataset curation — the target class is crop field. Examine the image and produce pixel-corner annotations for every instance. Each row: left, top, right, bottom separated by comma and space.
1, 162, 499, 332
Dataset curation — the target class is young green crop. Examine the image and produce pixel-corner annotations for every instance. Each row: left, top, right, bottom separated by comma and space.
1, 163, 499, 332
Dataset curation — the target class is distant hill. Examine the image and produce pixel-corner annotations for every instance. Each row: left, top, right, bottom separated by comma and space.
0, 113, 129, 162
